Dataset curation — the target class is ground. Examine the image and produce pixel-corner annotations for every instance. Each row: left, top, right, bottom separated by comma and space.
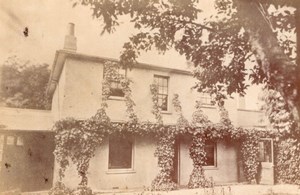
18, 184, 300, 195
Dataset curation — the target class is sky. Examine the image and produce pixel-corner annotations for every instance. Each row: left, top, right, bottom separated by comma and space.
0, 0, 261, 109
0, 0, 213, 68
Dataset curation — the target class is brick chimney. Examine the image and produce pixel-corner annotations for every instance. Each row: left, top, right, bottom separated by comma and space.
63, 23, 77, 52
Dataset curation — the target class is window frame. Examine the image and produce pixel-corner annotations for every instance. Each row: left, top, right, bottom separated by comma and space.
107, 135, 135, 174
103, 65, 126, 98
203, 141, 217, 168
199, 93, 214, 106
153, 75, 170, 112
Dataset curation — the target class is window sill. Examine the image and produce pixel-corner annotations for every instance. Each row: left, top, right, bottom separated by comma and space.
161, 111, 172, 115
106, 169, 136, 174
107, 96, 125, 101
203, 166, 218, 170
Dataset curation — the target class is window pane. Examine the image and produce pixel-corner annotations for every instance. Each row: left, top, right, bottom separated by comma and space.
258, 140, 272, 163
109, 136, 133, 169
161, 95, 168, 111
154, 76, 169, 111
16, 136, 24, 146
159, 86, 163, 94
200, 93, 212, 105
103, 66, 125, 97
162, 86, 167, 95
6, 136, 15, 145
204, 143, 216, 166
163, 78, 167, 87
110, 81, 125, 97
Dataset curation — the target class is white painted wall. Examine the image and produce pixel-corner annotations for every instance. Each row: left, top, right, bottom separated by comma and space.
50, 56, 265, 189
179, 136, 239, 185
51, 57, 243, 125
61, 135, 159, 190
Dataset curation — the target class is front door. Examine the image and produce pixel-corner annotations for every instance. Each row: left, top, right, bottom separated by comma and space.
258, 138, 274, 185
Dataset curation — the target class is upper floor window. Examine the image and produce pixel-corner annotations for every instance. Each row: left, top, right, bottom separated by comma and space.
199, 93, 213, 106
110, 80, 125, 97
103, 65, 125, 97
154, 75, 169, 111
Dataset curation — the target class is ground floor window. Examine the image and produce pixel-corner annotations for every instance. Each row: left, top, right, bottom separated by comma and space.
204, 141, 217, 167
108, 136, 133, 169
258, 139, 273, 163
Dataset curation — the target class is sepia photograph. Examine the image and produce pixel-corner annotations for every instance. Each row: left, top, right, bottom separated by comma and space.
0, 0, 300, 194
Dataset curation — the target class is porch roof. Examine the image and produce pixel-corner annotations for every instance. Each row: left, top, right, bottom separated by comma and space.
0, 107, 54, 132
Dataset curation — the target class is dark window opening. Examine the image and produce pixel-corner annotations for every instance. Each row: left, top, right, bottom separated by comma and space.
108, 136, 133, 169
110, 81, 125, 97
204, 142, 216, 166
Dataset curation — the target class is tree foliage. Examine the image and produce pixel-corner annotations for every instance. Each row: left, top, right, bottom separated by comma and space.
0, 56, 51, 110
73, 0, 300, 132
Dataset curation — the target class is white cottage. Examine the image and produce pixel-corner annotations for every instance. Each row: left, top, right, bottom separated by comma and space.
0, 23, 272, 193
46, 24, 270, 190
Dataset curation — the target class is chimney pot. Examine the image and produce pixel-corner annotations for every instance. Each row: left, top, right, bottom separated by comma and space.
63, 23, 77, 52
67, 23, 75, 36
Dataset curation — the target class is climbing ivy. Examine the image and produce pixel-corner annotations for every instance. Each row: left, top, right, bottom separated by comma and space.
188, 135, 213, 188
151, 84, 177, 191
240, 130, 260, 183
275, 138, 300, 185
188, 101, 213, 188
51, 60, 278, 194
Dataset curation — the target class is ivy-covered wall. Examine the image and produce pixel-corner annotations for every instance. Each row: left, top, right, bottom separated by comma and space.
50, 56, 241, 124
179, 137, 239, 185
57, 135, 159, 190
49, 60, 280, 194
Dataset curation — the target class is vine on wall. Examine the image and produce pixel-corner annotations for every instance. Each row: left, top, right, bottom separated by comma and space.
151, 132, 177, 191
172, 94, 189, 133
51, 60, 281, 194
188, 134, 213, 188
240, 131, 260, 183
275, 138, 300, 185
150, 83, 177, 191
188, 101, 213, 188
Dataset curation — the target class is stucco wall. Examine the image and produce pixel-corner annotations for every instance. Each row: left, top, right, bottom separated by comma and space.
51, 63, 66, 122
237, 109, 268, 128
53, 57, 240, 124
51, 56, 263, 189
60, 135, 158, 190
58, 134, 239, 189
60, 59, 103, 119
179, 136, 239, 185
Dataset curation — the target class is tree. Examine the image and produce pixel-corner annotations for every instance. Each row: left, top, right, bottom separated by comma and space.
73, 0, 300, 133
0, 56, 51, 110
